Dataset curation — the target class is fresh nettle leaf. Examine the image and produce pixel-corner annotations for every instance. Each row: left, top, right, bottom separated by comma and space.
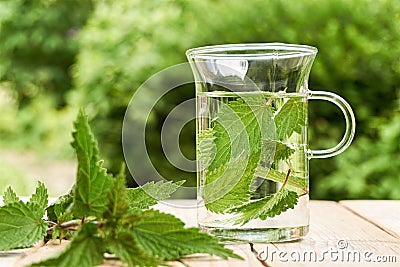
71, 109, 113, 218
106, 183, 241, 264
2, 186, 19, 205
274, 98, 306, 141
126, 180, 184, 212
0, 182, 49, 251
30, 224, 106, 267
46, 190, 75, 240
129, 209, 243, 260
46, 190, 74, 224
0, 109, 243, 266
103, 164, 129, 224
104, 181, 242, 266
0, 201, 47, 250
29, 181, 48, 210
106, 229, 165, 267
130, 209, 185, 233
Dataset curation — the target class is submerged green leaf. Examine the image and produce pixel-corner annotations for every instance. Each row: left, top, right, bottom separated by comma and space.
273, 141, 295, 161
274, 99, 306, 141
229, 189, 299, 225
201, 94, 275, 213
198, 95, 308, 224
197, 128, 216, 168
255, 166, 308, 194
203, 154, 256, 213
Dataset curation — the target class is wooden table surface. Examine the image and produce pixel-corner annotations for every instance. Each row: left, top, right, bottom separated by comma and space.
2, 200, 400, 267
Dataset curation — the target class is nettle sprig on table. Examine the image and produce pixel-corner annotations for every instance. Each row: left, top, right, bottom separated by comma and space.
0, 110, 242, 267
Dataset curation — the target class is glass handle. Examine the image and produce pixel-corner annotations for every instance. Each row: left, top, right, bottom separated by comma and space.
308, 90, 356, 159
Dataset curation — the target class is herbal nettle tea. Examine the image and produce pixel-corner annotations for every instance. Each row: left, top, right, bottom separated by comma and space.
187, 43, 355, 242
196, 91, 309, 241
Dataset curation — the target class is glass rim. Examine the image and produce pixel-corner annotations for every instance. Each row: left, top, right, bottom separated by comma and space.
186, 43, 318, 60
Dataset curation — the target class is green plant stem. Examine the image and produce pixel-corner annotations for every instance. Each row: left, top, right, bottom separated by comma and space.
279, 169, 291, 192
46, 219, 82, 235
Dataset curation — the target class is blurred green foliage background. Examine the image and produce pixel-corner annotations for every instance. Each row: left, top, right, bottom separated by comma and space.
0, 0, 399, 199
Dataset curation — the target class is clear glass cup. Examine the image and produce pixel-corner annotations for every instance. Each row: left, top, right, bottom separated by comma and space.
186, 43, 356, 242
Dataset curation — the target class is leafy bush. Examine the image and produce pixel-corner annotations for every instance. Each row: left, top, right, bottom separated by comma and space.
315, 99, 400, 200
71, 0, 400, 199
1, 0, 399, 199
0, 0, 93, 156
0, 0, 93, 106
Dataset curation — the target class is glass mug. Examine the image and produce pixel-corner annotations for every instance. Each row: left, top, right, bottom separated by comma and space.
186, 43, 356, 242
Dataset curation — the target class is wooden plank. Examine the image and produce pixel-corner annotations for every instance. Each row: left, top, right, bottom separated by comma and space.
13, 238, 186, 267
340, 200, 400, 239
251, 201, 400, 266
10, 200, 196, 267
12, 200, 259, 267
0, 249, 31, 267
5, 200, 400, 266
178, 243, 263, 267
14, 240, 68, 267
